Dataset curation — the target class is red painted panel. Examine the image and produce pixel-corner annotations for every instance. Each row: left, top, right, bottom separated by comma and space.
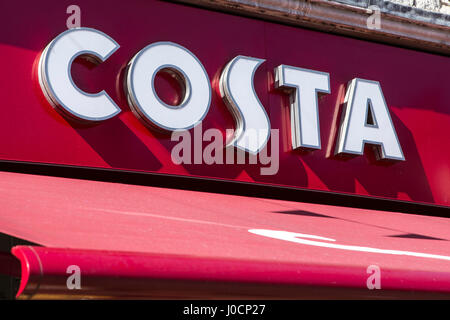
0, 0, 448, 206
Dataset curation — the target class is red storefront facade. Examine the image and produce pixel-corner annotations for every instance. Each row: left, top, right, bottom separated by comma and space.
0, 0, 449, 299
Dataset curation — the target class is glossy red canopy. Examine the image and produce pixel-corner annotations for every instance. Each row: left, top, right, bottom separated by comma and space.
1, 171, 449, 299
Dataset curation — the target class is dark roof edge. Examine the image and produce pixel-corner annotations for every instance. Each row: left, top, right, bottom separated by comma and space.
170, 0, 450, 55
337, 0, 449, 27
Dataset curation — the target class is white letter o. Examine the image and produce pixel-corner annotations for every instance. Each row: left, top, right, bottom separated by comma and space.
125, 42, 211, 130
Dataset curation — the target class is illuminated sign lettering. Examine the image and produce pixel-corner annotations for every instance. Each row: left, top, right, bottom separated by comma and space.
38, 27, 404, 161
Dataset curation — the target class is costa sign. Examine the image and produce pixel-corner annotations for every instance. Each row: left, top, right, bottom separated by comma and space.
1, 0, 448, 207
39, 28, 404, 160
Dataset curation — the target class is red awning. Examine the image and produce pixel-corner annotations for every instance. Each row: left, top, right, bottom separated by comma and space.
1, 171, 449, 299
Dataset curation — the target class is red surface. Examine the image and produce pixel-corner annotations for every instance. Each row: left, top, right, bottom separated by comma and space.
1, 172, 450, 297
10, 246, 450, 299
0, 0, 449, 207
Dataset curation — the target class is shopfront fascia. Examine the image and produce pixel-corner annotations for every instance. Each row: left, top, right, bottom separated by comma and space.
0, 0, 449, 299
